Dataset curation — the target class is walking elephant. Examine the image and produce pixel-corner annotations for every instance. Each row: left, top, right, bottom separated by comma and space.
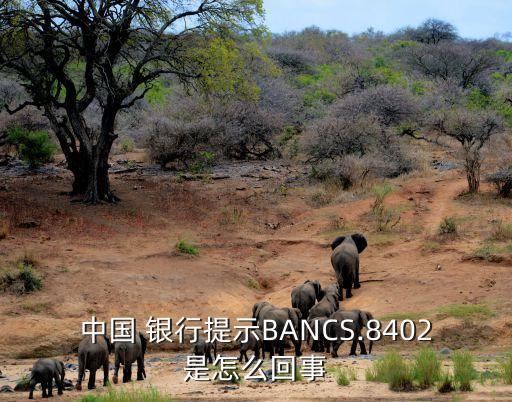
28, 358, 65, 399
238, 328, 264, 362
307, 283, 341, 321
193, 339, 217, 364
328, 309, 374, 358
330, 233, 367, 299
291, 280, 324, 320
112, 331, 147, 384
259, 306, 302, 358
76, 335, 112, 391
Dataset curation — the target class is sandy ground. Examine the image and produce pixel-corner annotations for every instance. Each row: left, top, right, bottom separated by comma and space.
1, 150, 512, 400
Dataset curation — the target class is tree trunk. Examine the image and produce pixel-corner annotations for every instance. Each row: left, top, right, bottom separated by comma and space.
82, 142, 118, 204
465, 152, 481, 194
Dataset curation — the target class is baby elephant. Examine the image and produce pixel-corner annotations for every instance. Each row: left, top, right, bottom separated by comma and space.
28, 358, 65, 399
112, 331, 147, 384
193, 339, 217, 364
238, 329, 264, 362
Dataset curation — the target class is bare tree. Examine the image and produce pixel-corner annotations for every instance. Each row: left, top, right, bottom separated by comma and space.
411, 19, 458, 44
430, 109, 502, 193
0, 0, 262, 203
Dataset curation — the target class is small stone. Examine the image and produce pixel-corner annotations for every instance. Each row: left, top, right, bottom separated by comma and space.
0, 385, 14, 393
440, 347, 452, 355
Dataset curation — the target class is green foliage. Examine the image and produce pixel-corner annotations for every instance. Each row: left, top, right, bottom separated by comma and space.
7, 127, 57, 168
145, 78, 172, 106
499, 352, 512, 384
78, 386, 173, 402
333, 366, 357, 386
119, 137, 135, 153
437, 370, 455, 393
175, 239, 199, 256
1, 258, 42, 295
371, 183, 399, 231
188, 151, 216, 174
452, 350, 477, 391
412, 348, 441, 389
438, 217, 457, 235
366, 351, 414, 391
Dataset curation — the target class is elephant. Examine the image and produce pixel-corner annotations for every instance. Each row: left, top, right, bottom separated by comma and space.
252, 301, 275, 326
193, 339, 218, 364
291, 280, 324, 320
307, 283, 341, 321
238, 328, 264, 363
328, 309, 374, 358
330, 233, 368, 299
28, 358, 65, 399
76, 335, 112, 391
259, 306, 302, 358
112, 331, 147, 384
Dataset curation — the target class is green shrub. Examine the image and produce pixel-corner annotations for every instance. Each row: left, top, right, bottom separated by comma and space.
371, 183, 400, 231
366, 351, 414, 391
499, 352, 512, 384
437, 370, 455, 393
412, 347, 441, 389
453, 350, 476, 391
189, 151, 215, 173
334, 366, 357, 386
78, 386, 173, 402
438, 217, 457, 235
175, 239, 199, 256
7, 127, 57, 168
0, 258, 42, 295
490, 220, 512, 241
119, 137, 135, 153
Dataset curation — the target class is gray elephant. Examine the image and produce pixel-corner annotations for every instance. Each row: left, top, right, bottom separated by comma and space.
259, 306, 302, 357
291, 280, 324, 320
328, 309, 374, 358
331, 233, 368, 299
238, 328, 264, 362
112, 331, 147, 384
193, 339, 218, 364
76, 335, 112, 391
28, 358, 65, 399
252, 301, 275, 326
307, 283, 341, 321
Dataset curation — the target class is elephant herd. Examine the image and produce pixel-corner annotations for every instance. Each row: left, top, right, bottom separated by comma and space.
26, 233, 370, 399
238, 233, 374, 361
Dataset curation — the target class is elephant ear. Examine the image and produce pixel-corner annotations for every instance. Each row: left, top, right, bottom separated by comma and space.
351, 233, 368, 253
139, 332, 148, 355
252, 302, 261, 319
331, 236, 346, 250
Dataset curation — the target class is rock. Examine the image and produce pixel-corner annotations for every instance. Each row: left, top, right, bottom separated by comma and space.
0, 385, 14, 393
64, 363, 78, 371
221, 385, 239, 391
435, 264, 442, 271
146, 357, 163, 363
440, 347, 452, 356
18, 220, 39, 228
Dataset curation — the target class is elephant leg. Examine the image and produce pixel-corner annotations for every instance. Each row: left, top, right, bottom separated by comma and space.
28, 378, 36, 399
137, 356, 145, 381
103, 360, 109, 386
88, 369, 97, 390
293, 339, 302, 357
238, 351, 243, 363
76, 358, 85, 390
54, 372, 63, 395
261, 344, 265, 360
349, 338, 358, 356
113, 354, 120, 384
123, 363, 132, 383
358, 339, 368, 355
41, 381, 48, 398
331, 341, 342, 358
254, 347, 260, 360
266, 341, 274, 358
311, 339, 318, 352
354, 263, 361, 289
47, 378, 53, 397
207, 351, 213, 365
324, 339, 330, 354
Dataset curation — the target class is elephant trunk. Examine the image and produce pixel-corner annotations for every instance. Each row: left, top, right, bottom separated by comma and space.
369, 339, 373, 354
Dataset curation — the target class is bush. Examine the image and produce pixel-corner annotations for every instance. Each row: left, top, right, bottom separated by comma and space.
366, 351, 414, 391
437, 370, 455, 393
334, 366, 357, 386
499, 352, 512, 385
7, 127, 57, 168
412, 347, 441, 389
490, 220, 512, 241
452, 350, 476, 391
78, 386, 172, 402
175, 239, 199, 256
119, 137, 135, 153
486, 168, 512, 197
371, 183, 400, 231
0, 259, 42, 295
438, 217, 457, 235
